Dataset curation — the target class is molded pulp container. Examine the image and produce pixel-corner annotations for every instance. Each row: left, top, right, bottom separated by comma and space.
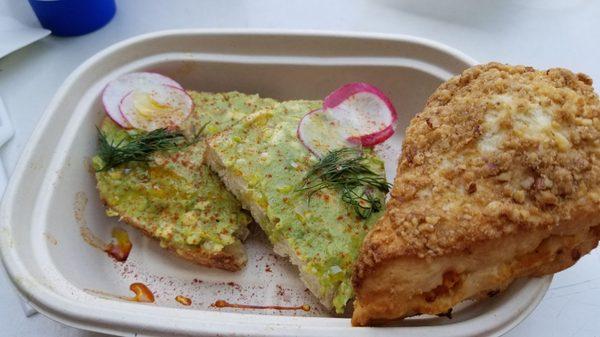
0, 30, 551, 337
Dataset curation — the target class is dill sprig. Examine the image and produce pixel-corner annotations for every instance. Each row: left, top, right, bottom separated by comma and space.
95, 127, 187, 171
298, 148, 391, 219
189, 121, 210, 144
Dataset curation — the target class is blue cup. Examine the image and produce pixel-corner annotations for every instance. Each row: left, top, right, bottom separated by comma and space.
28, 0, 116, 37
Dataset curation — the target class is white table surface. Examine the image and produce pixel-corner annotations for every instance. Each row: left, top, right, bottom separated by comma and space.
1, 0, 600, 336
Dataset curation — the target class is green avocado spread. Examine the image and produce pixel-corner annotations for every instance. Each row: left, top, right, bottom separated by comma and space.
94, 92, 277, 255
209, 100, 386, 313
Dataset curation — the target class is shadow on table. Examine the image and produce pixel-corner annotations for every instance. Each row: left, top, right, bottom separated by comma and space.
376, 0, 588, 32
375, 0, 513, 31
79, 332, 112, 337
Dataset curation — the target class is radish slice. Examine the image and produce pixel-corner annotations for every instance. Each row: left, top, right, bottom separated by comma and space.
102, 72, 183, 128
297, 108, 358, 157
323, 82, 397, 147
298, 82, 398, 156
119, 85, 193, 131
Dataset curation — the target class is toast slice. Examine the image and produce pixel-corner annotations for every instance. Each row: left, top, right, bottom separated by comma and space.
94, 91, 277, 271
352, 63, 600, 325
205, 101, 386, 313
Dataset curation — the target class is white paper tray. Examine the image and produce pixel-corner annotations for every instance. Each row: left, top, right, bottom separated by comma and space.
0, 30, 551, 337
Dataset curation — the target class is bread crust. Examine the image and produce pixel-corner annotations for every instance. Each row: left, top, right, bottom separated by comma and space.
99, 195, 246, 271
352, 63, 600, 325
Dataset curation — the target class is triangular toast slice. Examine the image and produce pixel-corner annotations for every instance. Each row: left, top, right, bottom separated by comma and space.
205, 100, 386, 313
352, 63, 600, 325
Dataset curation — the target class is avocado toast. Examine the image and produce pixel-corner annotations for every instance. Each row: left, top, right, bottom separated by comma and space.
94, 91, 277, 271
205, 100, 387, 312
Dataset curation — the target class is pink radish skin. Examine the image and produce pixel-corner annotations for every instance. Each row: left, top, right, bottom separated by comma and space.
102, 72, 183, 128
347, 124, 395, 146
323, 82, 397, 147
119, 84, 194, 132
323, 82, 398, 123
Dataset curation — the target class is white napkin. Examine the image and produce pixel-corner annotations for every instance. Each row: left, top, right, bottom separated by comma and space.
0, 97, 31, 317
0, 0, 50, 59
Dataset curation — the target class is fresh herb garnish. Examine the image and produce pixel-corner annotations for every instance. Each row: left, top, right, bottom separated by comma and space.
95, 127, 187, 171
298, 148, 391, 219
189, 121, 210, 144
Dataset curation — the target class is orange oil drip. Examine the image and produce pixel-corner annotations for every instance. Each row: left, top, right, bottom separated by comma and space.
128, 283, 154, 303
212, 300, 310, 312
175, 295, 192, 306
80, 226, 132, 262
85, 282, 154, 303
105, 228, 132, 262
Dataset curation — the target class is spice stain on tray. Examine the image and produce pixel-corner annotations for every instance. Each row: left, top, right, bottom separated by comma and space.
175, 295, 192, 306
73, 191, 88, 224
99, 223, 328, 317
225, 281, 241, 291
80, 226, 132, 262
211, 300, 310, 312
44, 232, 58, 245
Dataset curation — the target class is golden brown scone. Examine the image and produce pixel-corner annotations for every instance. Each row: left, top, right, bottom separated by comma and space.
352, 63, 600, 326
